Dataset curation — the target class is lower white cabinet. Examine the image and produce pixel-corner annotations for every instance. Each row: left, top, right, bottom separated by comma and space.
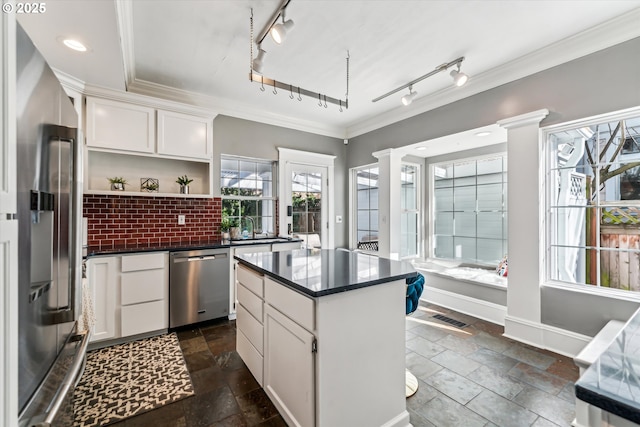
86, 252, 168, 344
263, 304, 315, 427
86, 256, 118, 342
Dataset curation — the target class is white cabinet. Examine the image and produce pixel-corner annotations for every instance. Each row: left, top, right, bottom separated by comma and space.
84, 96, 214, 198
236, 266, 265, 385
86, 252, 168, 344
235, 264, 409, 427
86, 256, 118, 342
157, 110, 212, 160
264, 304, 315, 427
119, 252, 168, 337
86, 97, 155, 153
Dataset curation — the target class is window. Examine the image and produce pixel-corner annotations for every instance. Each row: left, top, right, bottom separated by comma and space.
432, 155, 507, 265
354, 165, 379, 251
221, 156, 276, 235
545, 112, 640, 292
401, 164, 420, 258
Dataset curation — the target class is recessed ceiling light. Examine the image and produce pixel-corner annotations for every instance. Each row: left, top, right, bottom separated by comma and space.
475, 131, 491, 137
62, 38, 87, 52
415, 146, 427, 151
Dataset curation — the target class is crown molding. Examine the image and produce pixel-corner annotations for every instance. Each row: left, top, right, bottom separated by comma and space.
53, 68, 86, 93
497, 109, 549, 130
114, 0, 135, 91
127, 78, 346, 139
346, 7, 640, 139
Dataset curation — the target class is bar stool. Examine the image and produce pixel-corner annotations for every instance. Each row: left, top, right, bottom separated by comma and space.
406, 273, 425, 397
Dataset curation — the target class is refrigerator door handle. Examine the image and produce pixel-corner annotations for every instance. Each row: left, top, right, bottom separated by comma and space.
29, 330, 90, 427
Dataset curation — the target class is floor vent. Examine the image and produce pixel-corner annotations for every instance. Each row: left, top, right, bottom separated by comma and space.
432, 314, 467, 328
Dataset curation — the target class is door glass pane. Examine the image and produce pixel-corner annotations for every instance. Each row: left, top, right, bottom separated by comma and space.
292, 168, 323, 242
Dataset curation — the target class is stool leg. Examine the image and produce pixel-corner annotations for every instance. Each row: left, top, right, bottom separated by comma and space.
406, 370, 419, 398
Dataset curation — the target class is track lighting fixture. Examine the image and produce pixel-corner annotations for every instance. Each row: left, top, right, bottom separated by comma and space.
248, 4, 349, 111
450, 63, 468, 87
270, 12, 294, 44
252, 47, 266, 74
372, 56, 470, 104
401, 86, 417, 106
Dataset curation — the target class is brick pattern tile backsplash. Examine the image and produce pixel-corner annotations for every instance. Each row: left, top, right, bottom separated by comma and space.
83, 195, 222, 248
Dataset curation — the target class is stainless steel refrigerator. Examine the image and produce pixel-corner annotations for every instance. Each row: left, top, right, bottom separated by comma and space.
16, 23, 89, 427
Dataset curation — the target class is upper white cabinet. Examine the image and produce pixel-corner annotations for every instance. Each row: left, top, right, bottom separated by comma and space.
86, 97, 155, 154
157, 110, 212, 160
83, 95, 215, 197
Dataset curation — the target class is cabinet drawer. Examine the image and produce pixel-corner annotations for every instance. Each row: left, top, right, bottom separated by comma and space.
237, 304, 263, 354
265, 277, 314, 332
237, 283, 263, 322
121, 300, 166, 337
121, 269, 166, 305
234, 245, 271, 255
237, 265, 264, 297
121, 252, 166, 272
237, 329, 263, 386
271, 242, 302, 252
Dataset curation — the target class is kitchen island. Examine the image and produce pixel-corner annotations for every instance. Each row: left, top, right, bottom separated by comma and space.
235, 249, 417, 427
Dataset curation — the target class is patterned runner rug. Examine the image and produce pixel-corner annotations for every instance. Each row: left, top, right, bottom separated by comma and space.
74, 333, 194, 427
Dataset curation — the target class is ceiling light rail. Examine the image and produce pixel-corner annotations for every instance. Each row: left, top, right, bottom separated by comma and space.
250, 73, 347, 110
372, 56, 468, 104
249, 3, 349, 111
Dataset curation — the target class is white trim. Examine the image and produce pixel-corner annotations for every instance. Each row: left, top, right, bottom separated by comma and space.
115, 0, 136, 90
346, 9, 640, 138
380, 410, 411, 427
83, 84, 215, 118
53, 68, 86, 94
504, 315, 591, 358
128, 78, 346, 139
420, 287, 507, 327
497, 109, 550, 129
278, 149, 335, 249
349, 162, 378, 250
541, 105, 640, 133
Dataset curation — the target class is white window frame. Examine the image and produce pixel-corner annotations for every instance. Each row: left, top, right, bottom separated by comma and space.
400, 161, 421, 260
541, 106, 640, 301
429, 153, 508, 266
349, 163, 379, 253
220, 154, 277, 235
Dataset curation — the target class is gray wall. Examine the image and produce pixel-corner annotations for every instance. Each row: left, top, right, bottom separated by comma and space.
212, 115, 348, 248
348, 36, 640, 169
347, 36, 640, 337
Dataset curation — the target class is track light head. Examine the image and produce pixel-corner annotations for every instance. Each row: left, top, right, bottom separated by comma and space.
270, 18, 295, 44
252, 47, 266, 73
401, 86, 417, 106
450, 68, 468, 87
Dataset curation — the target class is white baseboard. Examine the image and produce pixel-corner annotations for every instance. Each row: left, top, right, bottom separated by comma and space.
504, 315, 591, 358
421, 287, 507, 326
381, 410, 411, 427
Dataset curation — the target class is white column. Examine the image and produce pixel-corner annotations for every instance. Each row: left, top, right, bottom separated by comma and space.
373, 148, 402, 260
497, 109, 549, 346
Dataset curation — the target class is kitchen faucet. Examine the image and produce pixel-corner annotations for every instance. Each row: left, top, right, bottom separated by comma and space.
242, 216, 256, 239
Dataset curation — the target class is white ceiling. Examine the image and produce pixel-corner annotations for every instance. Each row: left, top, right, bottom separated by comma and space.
18, 1, 640, 139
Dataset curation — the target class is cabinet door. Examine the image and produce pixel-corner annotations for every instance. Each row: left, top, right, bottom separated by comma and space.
264, 305, 315, 427
86, 256, 119, 342
86, 97, 155, 153
157, 110, 212, 159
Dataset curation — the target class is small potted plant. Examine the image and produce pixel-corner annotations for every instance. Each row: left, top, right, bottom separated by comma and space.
176, 175, 193, 194
220, 216, 231, 241
107, 176, 127, 191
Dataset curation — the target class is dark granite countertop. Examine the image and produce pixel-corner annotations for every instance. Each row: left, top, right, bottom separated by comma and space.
235, 248, 417, 297
575, 309, 640, 423
86, 237, 301, 257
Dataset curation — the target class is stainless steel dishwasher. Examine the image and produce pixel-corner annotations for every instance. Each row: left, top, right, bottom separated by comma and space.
169, 248, 230, 328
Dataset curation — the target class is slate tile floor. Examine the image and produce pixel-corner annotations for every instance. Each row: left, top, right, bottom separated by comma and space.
111, 301, 579, 427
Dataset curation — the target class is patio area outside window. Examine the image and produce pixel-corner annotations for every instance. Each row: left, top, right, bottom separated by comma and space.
545, 112, 640, 292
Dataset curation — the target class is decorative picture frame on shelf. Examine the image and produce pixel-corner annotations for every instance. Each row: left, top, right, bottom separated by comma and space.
140, 178, 159, 193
